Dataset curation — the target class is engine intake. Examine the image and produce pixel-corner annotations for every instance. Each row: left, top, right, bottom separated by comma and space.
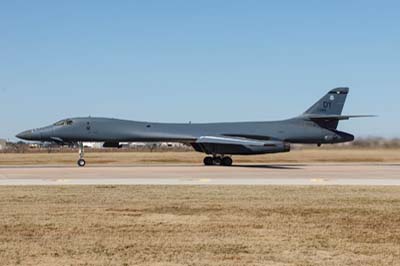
103, 142, 122, 148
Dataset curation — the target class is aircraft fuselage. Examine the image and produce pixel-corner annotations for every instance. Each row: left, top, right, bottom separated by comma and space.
17, 117, 354, 145
16, 87, 369, 167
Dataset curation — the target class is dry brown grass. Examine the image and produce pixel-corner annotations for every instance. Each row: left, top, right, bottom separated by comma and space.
1, 186, 400, 265
1, 148, 400, 166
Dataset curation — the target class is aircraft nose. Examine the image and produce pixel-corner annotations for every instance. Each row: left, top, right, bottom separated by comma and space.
16, 130, 33, 140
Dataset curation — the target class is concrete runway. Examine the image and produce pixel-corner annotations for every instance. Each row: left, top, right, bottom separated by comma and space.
0, 163, 399, 185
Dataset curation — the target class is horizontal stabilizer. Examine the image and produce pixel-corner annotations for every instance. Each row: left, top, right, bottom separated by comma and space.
302, 114, 376, 129
305, 114, 376, 121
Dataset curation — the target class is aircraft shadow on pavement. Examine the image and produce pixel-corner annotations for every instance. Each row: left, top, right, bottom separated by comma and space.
232, 164, 305, 170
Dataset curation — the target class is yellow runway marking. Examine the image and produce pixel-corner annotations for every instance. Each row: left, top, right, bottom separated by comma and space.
310, 178, 329, 183
55, 179, 71, 183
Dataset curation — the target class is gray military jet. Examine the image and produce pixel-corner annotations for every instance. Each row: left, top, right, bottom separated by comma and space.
17, 87, 373, 167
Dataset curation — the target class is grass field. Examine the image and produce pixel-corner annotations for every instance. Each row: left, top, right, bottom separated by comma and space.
1, 148, 400, 165
1, 186, 400, 266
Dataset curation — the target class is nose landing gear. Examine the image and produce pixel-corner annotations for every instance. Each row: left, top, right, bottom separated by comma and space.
203, 155, 233, 166
77, 159, 86, 167
77, 142, 86, 167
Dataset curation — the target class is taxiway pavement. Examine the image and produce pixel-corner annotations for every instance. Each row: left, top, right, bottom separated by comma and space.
0, 163, 399, 185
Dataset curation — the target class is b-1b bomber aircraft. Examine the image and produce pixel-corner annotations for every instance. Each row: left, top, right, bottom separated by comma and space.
17, 87, 372, 167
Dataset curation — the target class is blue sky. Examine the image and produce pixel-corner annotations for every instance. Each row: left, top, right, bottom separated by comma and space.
1, 1, 399, 140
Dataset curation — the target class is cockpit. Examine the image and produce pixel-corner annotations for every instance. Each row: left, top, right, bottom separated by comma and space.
53, 119, 74, 126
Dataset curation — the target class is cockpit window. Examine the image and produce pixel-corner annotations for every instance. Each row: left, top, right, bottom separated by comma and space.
54, 119, 73, 126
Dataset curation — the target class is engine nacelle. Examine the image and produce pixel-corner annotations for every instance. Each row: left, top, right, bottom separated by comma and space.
193, 137, 291, 155
246, 141, 290, 154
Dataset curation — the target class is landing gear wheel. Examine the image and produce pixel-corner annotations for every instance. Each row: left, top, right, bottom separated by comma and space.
77, 159, 86, 167
221, 157, 233, 166
213, 157, 222, 165
77, 142, 86, 167
203, 157, 214, 166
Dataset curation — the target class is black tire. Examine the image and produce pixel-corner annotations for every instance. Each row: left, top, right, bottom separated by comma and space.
77, 159, 86, 167
203, 157, 213, 166
221, 157, 233, 166
213, 157, 222, 165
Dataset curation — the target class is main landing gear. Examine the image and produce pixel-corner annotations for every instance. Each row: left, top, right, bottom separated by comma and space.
77, 142, 86, 167
203, 156, 233, 166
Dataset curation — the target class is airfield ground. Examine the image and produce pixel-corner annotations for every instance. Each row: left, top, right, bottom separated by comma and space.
1, 149, 399, 265
0, 163, 399, 185
1, 186, 400, 266
1, 148, 400, 166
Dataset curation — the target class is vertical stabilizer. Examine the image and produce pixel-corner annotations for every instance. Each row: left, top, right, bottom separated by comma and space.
304, 87, 349, 116
303, 87, 349, 129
